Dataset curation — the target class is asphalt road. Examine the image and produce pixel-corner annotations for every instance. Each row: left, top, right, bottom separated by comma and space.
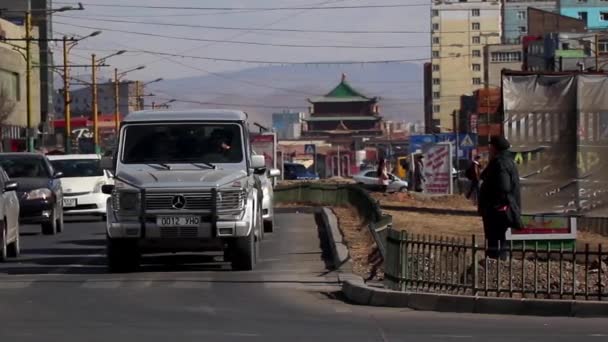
0, 209, 607, 341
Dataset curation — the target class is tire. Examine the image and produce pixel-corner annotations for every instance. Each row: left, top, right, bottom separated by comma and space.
399, 187, 408, 193
230, 231, 256, 271
7, 228, 19, 258
0, 222, 7, 262
264, 218, 274, 233
56, 209, 64, 233
41, 210, 57, 235
106, 237, 140, 273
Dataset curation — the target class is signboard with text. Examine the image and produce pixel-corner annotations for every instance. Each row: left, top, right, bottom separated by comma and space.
507, 215, 577, 241
423, 143, 453, 194
251, 133, 277, 170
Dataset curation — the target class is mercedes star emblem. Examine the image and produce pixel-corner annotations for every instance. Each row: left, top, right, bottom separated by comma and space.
172, 195, 186, 209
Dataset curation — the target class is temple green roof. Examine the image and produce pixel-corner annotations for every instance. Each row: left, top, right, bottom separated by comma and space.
304, 116, 379, 122
308, 75, 377, 103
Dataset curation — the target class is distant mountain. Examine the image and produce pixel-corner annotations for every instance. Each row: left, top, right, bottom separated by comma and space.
146, 63, 423, 125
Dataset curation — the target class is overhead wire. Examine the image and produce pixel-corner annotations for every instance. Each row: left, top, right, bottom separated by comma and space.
53, 2, 431, 11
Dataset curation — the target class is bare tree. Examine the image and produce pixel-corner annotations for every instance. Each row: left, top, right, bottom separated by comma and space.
0, 87, 16, 151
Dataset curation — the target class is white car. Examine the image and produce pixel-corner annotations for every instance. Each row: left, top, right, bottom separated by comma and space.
47, 154, 112, 219
257, 168, 281, 233
353, 169, 409, 193
0, 167, 20, 261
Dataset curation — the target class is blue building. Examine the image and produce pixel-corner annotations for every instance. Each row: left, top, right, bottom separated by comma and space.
560, 0, 608, 30
272, 111, 305, 140
503, 0, 558, 43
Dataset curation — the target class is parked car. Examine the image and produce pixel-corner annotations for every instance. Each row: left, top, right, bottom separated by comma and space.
255, 166, 281, 233
283, 162, 319, 180
0, 153, 64, 235
353, 169, 408, 193
0, 167, 20, 261
47, 154, 113, 219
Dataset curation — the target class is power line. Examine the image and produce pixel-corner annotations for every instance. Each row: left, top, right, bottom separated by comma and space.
56, 15, 429, 34
53, 21, 422, 49
54, 2, 431, 11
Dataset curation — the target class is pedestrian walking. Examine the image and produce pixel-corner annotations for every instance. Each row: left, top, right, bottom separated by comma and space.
414, 155, 425, 192
465, 155, 481, 204
478, 137, 523, 259
377, 158, 389, 193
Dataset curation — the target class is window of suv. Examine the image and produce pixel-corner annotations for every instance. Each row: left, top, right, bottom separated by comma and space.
122, 123, 244, 164
50, 159, 104, 178
0, 156, 51, 178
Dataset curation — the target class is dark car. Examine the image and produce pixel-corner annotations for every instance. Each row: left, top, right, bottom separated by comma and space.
0, 153, 64, 235
283, 162, 319, 181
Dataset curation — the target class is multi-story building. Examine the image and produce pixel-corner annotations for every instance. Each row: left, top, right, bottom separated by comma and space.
430, 0, 501, 132
503, 0, 558, 43
54, 80, 143, 118
1, 0, 55, 133
526, 32, 606, 71
0, 18, 41, 150
559, 0, 608, 30
484, 44, 523, 86
271, 111, 305, 140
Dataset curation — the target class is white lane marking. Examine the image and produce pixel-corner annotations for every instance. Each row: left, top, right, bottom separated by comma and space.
82, 279, 122, 289
0, 281, 32, 289
170, 280, 211, 289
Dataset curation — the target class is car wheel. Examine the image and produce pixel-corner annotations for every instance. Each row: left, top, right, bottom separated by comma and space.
106, 236, 140, 273
399, 187, 408, 193
7, 227, 19, 258
230, 228, 256, 271
264, 217, 274, 233
41, 210, 57, 235
56, 209, 64, 233
0, 222, 7, 262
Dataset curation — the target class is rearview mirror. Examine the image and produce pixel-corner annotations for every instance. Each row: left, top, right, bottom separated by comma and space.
4, 181, 18, 192
100, 156, 114, 171
101, 184, 115, 195
251, 155, 265, 169
269, 169, 281, 178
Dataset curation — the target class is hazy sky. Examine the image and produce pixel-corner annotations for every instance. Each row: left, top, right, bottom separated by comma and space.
53, 0, 431, 82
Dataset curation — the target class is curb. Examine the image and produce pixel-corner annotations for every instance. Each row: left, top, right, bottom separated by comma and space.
341, 280, 608, 317
316, 207, 351, 271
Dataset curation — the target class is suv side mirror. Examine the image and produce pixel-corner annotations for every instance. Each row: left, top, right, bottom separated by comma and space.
251, 155, 265, 169
4, 181, 18, 192
100, 156, 114, 171
269, 169, 281, 178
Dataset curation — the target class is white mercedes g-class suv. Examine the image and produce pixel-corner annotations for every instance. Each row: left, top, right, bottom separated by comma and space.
101, 110, 266, 272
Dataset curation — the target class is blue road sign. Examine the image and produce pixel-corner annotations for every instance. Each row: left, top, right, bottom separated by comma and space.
304, 144, 316, 155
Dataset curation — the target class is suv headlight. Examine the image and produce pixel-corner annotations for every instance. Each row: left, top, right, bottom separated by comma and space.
26, 188, 52, 200
112, 191, 140, 211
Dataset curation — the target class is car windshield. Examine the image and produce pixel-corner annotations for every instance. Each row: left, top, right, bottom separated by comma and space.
50, 159, 103, 178
0, 156, 50, 178
291, 164, 308, 174
122, 123, 244, 164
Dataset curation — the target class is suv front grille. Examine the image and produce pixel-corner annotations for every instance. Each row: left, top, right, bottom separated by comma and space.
145, 190, 245, 212
160, 227, 199, 238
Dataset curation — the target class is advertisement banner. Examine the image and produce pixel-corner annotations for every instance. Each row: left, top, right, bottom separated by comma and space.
506, 215, 577, 241
251, 133, 276, 170
423, 143, 452, 194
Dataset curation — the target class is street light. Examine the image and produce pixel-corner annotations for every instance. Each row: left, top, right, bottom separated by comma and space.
62, 31, 102, 153
152, 99, 176, 110
134, 78, 164, 111
91, 50, 126, 154
114, 65, 146, 131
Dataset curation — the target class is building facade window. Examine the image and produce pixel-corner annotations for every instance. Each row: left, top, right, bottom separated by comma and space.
472, 64, 481, 71
490, 51, 522, 62
473, 78, 482, 85
433, 37, 440, 44
433, 105, 441, 113
472, 36, 480, 44
519, 26, 526, 33
433, 91, 440, 99
432, 50, 440, 58
472, 22, 480, 30
432, 23, 439, 31
432, 64, 440, 71
472, 9, 480, 16
432, 78, 440, 85
601, 12, 608, 21
0, 69, 20, 101
517, 11, 526, 20
473, 49, 481, 57
432, 9, 439, 16
579, 11, 588, 22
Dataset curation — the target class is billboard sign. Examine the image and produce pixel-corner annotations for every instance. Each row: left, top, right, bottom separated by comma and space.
506, 215, 577, 241
423, 142, 453, 194
251, 132, 277, 170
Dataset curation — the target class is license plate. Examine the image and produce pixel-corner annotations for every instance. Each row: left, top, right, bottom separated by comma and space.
63, 198, 77, 208
156, 216, 200, 227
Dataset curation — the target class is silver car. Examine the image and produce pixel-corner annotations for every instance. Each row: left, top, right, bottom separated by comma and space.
0, 167, 20, 261
353, 169, 409, 193
256, 167, 281, 233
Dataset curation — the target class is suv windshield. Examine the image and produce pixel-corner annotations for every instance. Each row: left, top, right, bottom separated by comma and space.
122, 123, 244, 164
0, 156, 50, 178
50, 159, 103, 178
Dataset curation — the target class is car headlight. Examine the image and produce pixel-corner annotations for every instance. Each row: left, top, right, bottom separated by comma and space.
118, 192, 140, 211
93, 181, 106, 193
26, 188, 52, 200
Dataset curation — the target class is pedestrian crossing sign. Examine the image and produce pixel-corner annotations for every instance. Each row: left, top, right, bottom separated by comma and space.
305, 144, 316, 155
460, 134, 475, 148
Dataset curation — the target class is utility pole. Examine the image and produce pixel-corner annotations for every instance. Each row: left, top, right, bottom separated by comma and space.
62, 37, 72, 153
135, 80, 141, 110
25, 11, 34, 152
152, 102, 156, 110
114, 68, 120, 133
596, 33, 599, 71
91, 54, 100, 154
